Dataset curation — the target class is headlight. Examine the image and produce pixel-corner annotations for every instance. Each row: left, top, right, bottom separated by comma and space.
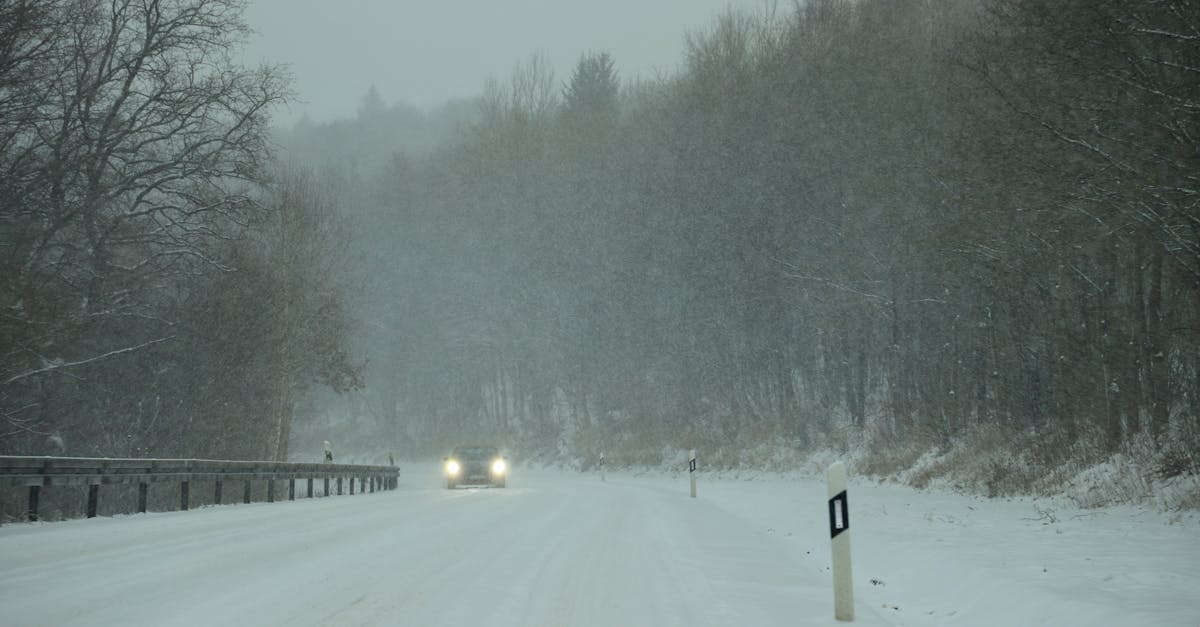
491, 459, 507, 475
445, 460, 460, 475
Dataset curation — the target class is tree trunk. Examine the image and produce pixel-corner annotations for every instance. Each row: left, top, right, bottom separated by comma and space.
1145, 242, 1169, 441
273, 385, 293, 462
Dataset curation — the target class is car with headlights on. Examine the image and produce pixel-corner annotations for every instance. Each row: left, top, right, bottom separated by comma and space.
444, 445, 507, 489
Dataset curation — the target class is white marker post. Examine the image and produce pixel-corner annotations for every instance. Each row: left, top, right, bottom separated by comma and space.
689, 449, 697, 498
827, 461, 854, 621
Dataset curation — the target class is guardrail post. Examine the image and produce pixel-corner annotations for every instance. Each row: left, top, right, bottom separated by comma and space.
138, 482, 148, 513
323, 476, 330, 497
360, 477, 365, 493
87, 484, 99, 518
600, 452, 606, 482
27, 485, 39, 521
214, 480, 223, 505
288, 478, 295, 501
337, 476, 343, 495
307, 477, 313, 498
243, 479, 251, 504
180, 480, 190, 511
267, 479, 275, 503
349, 476, 355, 495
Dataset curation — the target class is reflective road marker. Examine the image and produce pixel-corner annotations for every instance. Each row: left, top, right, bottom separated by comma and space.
828, 461, 854, 621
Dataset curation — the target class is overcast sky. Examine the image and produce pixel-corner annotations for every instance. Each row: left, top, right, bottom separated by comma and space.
241, 0, 769, 123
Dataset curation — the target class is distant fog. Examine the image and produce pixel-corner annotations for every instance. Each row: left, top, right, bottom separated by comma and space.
240, 0, 769, 122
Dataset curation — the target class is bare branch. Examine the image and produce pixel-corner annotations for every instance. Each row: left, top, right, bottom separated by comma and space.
3, 336, 174, 386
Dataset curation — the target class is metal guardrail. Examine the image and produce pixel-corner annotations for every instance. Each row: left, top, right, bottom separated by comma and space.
0, 456, 399, 522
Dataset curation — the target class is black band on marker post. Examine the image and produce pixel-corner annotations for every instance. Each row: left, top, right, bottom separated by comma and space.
828, 489, 849, 538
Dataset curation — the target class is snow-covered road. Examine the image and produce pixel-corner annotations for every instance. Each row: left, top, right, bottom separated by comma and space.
2, 466, 1197, 626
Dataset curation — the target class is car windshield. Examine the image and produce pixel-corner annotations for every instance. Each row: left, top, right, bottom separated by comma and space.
453, 447, 497, 460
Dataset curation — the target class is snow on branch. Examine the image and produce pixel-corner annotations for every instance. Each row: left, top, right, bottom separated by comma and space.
3, 336, 175, 386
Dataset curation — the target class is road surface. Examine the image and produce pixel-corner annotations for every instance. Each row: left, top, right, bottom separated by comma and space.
5, 465, 1198, 626
1, 466, 882, 626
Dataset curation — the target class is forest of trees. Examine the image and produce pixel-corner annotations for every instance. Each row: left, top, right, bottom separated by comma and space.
290, 0, 1198, 500
2, 0, 1197, 503
0, 0, 359, 461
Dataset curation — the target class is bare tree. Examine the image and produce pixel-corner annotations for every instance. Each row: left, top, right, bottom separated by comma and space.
263, 167, 362, 460
1, 0, 290, 453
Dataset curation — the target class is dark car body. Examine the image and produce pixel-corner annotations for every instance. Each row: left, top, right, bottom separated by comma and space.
444, 446, 506, 489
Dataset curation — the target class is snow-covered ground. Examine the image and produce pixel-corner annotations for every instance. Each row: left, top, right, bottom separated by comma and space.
1, 465, 1197, 626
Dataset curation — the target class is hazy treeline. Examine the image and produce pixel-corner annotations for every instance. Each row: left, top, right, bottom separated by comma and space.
304, 0, 1199, 489
0, 0, 359, 460
3, 0, 1197, 498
